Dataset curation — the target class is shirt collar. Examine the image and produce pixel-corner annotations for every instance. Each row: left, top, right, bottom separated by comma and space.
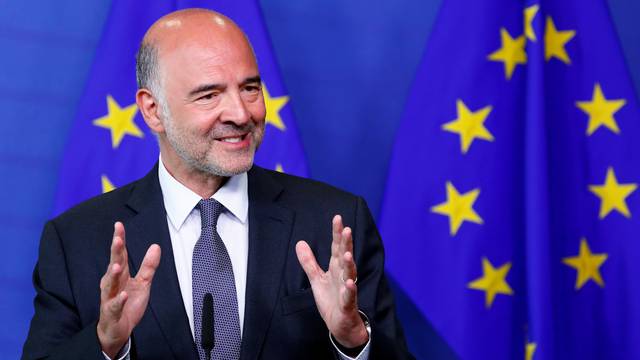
158, 157, 249, 230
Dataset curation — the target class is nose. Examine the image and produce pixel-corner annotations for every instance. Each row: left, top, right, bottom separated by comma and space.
220, 90, 251, 126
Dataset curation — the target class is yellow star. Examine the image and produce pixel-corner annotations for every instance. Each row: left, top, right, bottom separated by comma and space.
589, 167, 637, 219
101, 175, 116, 193
576, 83, 626, 135
563, 238, 608, 289
544, 16, 576, 64
275, 163, 284, 173
442, 100, 494, 154
93, 95, 143, 149
488, 28, 527, 80
524, 4, 540, 42
431, 181, 483, 236
468, 257, 513, 308
263, 84, 288, 131
526, 342, 537, 360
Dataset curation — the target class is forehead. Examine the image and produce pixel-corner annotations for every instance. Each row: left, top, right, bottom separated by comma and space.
156, 20, 258, 88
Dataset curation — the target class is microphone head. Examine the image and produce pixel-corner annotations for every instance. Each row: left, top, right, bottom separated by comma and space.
201, 293, 215, 351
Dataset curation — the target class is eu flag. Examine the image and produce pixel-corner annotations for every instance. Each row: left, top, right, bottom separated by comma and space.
380, 0, 640, 359
53, 0, 307, 215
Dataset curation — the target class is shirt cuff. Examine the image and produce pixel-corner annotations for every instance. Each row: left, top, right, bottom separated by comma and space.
332, 336, 371, 360
102, 338, 131, 360
329, 310, 371, 360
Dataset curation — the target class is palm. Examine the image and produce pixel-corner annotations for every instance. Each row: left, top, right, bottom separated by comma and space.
311, 257, 348, 326
118, 270, 153, 332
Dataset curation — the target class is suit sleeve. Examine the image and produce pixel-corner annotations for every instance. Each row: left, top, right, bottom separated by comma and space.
352, 197, 415, 360
22, 220, 105, 360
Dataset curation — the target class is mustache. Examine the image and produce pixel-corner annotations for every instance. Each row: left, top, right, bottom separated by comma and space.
209, 122, 260, 138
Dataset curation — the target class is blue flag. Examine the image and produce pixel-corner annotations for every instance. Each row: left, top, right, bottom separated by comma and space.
380, 0, 640, 359
53, 0, 307, 215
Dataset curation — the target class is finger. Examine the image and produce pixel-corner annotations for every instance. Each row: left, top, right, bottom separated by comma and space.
342, 250, 358, 284
339, 227, 353, 270
106, 291, 128, 321
342, 226, 354, 255
331, 215, 343, 258
101, 262, 123, 299
110, 222, 127, 268
295, 241, 323, 282
135, 244, 161, 282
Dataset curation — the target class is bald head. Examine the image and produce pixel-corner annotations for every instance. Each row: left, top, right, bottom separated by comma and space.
135, 8, 255, 94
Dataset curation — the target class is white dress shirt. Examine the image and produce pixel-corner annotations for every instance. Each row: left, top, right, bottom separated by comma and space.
104, 158, 369, 359
158, 158, 249, 337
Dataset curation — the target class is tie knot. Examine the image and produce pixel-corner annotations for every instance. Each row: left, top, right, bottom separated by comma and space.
198, 199, 223, 229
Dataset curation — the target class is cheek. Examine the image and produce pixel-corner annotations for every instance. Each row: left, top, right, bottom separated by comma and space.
249, 104, 267, 125
175, 110, 215, 135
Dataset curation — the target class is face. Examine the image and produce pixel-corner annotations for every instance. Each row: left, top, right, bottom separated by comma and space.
156, 25, 266, 177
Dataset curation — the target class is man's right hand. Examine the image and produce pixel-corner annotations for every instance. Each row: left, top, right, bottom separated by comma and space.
97, 222, 161, 358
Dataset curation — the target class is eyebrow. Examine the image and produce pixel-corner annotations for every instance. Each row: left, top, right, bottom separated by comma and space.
243, 75, 261, 85
187, 76, 262, 98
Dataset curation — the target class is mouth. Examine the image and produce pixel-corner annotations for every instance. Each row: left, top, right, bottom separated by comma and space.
215, 133, 251, 148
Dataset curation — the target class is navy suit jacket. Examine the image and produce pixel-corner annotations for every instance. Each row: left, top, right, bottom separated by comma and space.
22, 165, 412, 359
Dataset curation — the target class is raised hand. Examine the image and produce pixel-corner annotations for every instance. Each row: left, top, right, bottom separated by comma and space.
97, 222, 161, 358
295, 215, 369, 348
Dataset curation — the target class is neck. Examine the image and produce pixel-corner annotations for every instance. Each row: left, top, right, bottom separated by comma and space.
160, 149, 227, 199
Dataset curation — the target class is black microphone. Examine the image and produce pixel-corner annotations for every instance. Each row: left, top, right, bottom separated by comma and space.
201, 293, 215, 360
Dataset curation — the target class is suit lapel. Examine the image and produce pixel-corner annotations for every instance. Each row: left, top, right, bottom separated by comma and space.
124, 164, 199, 360
240, 167, 295, 360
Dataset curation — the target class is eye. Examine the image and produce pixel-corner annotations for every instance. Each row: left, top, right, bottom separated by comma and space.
194, 92, 219, 104
243, 84, 261, 93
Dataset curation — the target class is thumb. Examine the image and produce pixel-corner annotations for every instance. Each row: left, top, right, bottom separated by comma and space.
135, 244, 161, 283
295, 240, 323, 282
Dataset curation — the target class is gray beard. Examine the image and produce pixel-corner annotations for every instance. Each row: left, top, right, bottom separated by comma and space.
160, 106, 258, 177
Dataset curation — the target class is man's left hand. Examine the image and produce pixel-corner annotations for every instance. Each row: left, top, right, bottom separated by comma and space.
295, 215, 369, 349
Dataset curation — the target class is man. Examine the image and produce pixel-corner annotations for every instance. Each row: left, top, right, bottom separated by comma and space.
23, 8, 411, 360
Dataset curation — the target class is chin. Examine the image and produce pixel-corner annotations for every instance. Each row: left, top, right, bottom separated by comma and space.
202, 154, 254, 177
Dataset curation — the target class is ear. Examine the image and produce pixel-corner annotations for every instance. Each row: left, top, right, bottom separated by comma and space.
136, 88, 165, 134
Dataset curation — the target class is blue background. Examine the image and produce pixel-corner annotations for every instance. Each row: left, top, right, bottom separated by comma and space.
1, 0, 638, 358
